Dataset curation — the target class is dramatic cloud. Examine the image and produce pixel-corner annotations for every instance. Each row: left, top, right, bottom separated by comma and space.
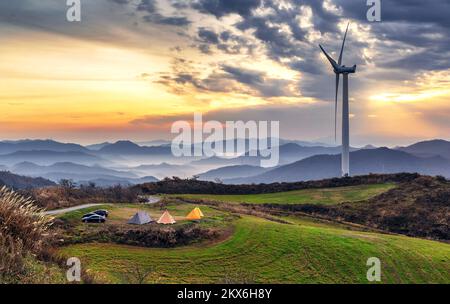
192, 0, 263, 18
156, 58, 300, 98
1, 0, 450, 144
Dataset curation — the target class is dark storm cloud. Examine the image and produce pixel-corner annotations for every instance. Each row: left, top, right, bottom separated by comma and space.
191, 0, 450, 73
189, 0, 350, 100
137, 0, 158, 13
108, 0, 132, 4
333, 0, 450, 71
198, 27, 219, 44
192, 0, 263, 18
221, 65, 264, 86
156, 59, 299, 98
137, 0, 191, 26
334, 0, 450, 28
186, 0, 450, 101
196, 27, 256, 55
142, 13, 191, 26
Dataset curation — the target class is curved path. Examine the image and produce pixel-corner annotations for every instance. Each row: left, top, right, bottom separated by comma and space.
145, 195, 161, 204
44, 196, 161, 215
44, 203, 105, 215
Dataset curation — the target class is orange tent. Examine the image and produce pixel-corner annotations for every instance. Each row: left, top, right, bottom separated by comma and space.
186, 208, 202, 220
157, 210, 176, 225
194, 207, 204, 217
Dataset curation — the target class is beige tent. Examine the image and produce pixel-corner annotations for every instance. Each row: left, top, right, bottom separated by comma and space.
157, 210, 176, 225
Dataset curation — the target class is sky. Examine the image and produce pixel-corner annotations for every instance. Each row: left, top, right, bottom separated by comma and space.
1, 0, 450, 146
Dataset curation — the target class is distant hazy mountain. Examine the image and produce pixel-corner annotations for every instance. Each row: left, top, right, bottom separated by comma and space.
0, 171, 55, 189
137, 138, 330, 148
191, 143, 356, 167
0, 150, 106, 166
98, 140, 172, 155
78, 175, 158, 187
137, 140, 172, 147
278, 138, 333, 147
201, 137, 332, 148
11, 162, 136, 179
0, 139, 88, 154
190, 155, 260, 167
397, 139, 450, 160
226, 148, 450, 184
361, 144, 378, 149
131, 162, 195, 179
198, 165, 270, 181
85, 142, 111, 151
263, 143, 357, 164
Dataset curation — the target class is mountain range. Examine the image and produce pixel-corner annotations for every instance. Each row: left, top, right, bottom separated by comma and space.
0, 139, 87, 153
198, 165, 270, 182
225, 147, 450, 184
1, 138, 450, 186
397, 139, 450, 160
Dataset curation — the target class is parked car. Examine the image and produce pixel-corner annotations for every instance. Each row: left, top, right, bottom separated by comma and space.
93, 209, 109, 217
82, 214, 106, 223
82, 212, 97, 219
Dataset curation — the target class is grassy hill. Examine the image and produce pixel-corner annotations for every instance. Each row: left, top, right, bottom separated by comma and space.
60, 215, 450, 284
168, 183, 395, 205
0, 171, 55, 189
54, 175, 449, 284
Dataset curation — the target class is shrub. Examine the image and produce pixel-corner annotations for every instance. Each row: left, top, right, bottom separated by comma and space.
25, 184, 139, 210
0, 186, 52, 281
0, 234, 24, 279
135, 173, 420, 195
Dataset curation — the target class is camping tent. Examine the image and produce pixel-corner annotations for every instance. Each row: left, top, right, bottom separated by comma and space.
186, 207, 204, 220
157, 210, 176, 225
186, 208, 202, 221
194, 207, 204, 217
128, 211, 153, 225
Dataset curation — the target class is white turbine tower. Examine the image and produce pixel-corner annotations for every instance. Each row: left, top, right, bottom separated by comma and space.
319, 23, 356, 177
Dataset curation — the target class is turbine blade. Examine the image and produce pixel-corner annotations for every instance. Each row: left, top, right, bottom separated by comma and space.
338, 23, 350, 66
319, 44, 339, 70
335, 74, 340, 141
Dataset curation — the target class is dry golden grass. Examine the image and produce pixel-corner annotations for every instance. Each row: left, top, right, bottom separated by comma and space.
0, 186, 54, 281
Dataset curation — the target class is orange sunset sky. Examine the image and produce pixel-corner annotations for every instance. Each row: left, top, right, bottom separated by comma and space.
1, 0, 450, 146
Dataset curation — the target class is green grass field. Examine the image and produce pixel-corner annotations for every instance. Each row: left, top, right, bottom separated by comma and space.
57, 203, 233, 229
60, 215, 450, 284
170, 183, 396, 205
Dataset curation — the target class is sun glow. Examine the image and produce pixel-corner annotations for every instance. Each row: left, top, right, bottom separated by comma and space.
370, 71, 450, 104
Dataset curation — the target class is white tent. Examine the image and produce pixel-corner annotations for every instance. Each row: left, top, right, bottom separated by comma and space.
128, 211, 153, 225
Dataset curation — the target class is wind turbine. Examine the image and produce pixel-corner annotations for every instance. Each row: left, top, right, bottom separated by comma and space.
319, 23, 356, 177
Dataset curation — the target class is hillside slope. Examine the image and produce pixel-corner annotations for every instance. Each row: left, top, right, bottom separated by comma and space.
275, 176, 450, 240
0, 171, 55, 189
61, 216, 450, 284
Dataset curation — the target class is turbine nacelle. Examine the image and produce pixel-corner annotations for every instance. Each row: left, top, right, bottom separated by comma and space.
334, 65, 357, 74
